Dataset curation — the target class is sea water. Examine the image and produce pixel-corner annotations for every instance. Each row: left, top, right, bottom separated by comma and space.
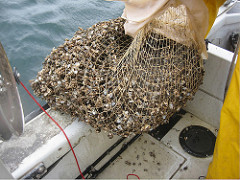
0, 0, 124, 116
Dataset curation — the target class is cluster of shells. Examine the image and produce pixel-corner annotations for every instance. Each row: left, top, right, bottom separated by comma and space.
31, 17, 204, 138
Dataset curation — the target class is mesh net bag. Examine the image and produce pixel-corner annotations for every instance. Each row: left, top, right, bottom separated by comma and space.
31, 5, 204, 138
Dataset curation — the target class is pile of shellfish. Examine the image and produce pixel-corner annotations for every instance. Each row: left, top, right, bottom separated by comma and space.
31, 17, 204, 138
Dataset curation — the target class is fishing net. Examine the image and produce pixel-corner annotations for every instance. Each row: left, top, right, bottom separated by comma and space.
31, 5, 204, 138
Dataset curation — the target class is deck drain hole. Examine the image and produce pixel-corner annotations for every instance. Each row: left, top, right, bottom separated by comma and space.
179, 125, 216, 158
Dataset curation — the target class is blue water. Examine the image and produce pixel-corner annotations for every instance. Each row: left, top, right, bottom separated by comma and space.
0, 0, 124, 116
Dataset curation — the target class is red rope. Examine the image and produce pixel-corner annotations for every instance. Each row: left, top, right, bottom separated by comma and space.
20, 81, 85, 179
127, 174, 140, 179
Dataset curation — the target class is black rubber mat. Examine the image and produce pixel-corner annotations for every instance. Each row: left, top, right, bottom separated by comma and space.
149, 109, 186, 140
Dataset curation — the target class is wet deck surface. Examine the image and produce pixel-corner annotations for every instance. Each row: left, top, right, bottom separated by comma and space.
0, 109, 75, 172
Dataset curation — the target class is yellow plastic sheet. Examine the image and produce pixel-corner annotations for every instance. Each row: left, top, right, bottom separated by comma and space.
207, 52, 240, 179
205, 0, 240, 178
203, 0, 226, 36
